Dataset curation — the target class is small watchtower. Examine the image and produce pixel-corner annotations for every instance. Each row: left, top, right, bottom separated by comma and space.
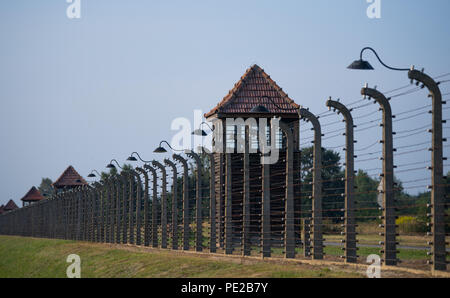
20, 186, 45, 207
3, 199, 19, 212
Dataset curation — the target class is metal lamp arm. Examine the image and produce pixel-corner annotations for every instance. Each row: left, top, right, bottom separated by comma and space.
130, 152, 152, 163
360, 47, 410, 72
200, 121, 214, 131
159, 140, 183, 152
109, 159, 123, 170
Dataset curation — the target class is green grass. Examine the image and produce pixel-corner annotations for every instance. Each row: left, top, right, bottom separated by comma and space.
0, 236, 363, 278
266, 245, 429, 260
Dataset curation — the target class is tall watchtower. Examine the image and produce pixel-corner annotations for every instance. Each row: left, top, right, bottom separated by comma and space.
205, 65, 301, 251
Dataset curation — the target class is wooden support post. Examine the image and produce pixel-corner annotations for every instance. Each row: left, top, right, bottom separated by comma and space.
243, 127, 251, 256
225, 152, 233, 255
262, 159, 271, 258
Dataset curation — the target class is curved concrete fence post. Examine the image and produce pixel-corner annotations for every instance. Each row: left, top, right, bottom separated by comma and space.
299, 108, 323, 260
152, 161, 168, 249
409, 69, 447, 271
326, 98, 357, 263
164, 158, 179, 250
186, 151, 203, 252
279, 121, 296, 259
173, 154, 190, 251
361, 86, 396, 266
136, 167, 150, 247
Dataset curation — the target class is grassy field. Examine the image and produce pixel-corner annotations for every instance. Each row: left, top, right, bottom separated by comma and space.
0, 235, 365, 278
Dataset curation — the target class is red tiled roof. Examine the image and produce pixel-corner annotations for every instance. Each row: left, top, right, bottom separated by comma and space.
205, 64, 300, 118
4, 200, 19, 211
21, 186, 45, 202
52, 166, 88, 188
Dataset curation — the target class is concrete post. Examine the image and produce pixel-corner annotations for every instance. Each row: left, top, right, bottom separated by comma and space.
199, 147, 217, 253
303, 219, 311, 257
152, 161, 168, 249
164, 159, 179, 250
280, 121, 296, 258
96, 187, 102, 242
326, 98, 357, 263
115, 176, 124, 243
144, 165, 159, 248
121, 173, 129, 244
109, 180, 115, 243
128, 174, 135, 244
299, 108, 323, 260
76, 188, 83, 241
130, 170, 143, 246
187, 151, 203, 252
361, 86, 396, 266
173, 154, 190, 251
409, 69, 447, 271
136, 167, 150, 246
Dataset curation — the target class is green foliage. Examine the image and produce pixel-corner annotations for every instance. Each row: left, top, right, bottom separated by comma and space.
396, 216, 427, 234
300, 146, 345, 221
354, 170, 380, 221
38, 177, 54, 197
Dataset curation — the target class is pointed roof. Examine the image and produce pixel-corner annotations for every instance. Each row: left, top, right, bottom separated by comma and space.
205, 64, 300, 118
21, 186, 45, 202
52, 166, 88, 188
4, 199, 18, 211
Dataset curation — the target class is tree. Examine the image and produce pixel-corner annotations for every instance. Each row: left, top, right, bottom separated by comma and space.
300, 146, 345, 221
38, 178, 54, 197
354, 170, 380, 221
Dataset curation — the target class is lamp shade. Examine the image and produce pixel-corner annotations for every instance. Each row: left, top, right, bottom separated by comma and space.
192, 129, 208, 136
347, 59, 374, 70
127, 156, 138, 161
153, 146, 167, 153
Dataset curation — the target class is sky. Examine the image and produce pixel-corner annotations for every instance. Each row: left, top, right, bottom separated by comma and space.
0, 0, 449, 206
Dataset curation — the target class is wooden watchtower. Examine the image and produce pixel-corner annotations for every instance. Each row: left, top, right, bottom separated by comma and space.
52, 165, 88, 193
20, 186, 45, 207
205, 65, 301, 253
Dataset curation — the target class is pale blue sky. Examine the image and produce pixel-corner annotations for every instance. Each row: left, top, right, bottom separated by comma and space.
1, 0, 449, 206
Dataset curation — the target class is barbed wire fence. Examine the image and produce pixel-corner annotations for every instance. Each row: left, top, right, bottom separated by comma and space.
0, 73, 449, 273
